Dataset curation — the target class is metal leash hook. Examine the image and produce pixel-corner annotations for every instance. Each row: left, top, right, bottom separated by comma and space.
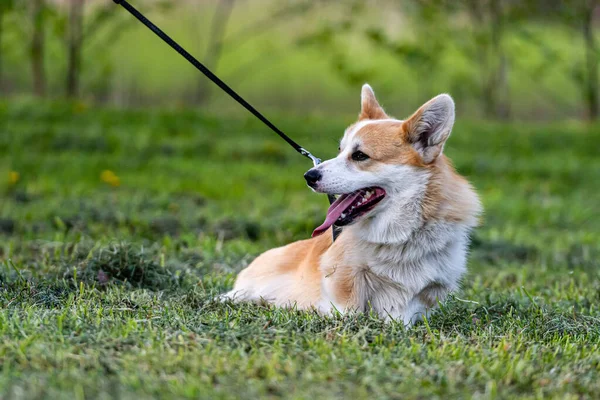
300, 149, 340, 241
304, 152, 341, 240
299, 148, 321, 168
112, 0, 340, 241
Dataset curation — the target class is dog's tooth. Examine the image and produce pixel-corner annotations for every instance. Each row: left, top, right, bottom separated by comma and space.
341, 213, 346, 218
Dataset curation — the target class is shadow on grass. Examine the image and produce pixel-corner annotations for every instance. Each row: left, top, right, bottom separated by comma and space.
470, 235, 538, 264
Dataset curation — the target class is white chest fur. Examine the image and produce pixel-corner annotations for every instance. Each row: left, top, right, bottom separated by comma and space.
319, 220, 471, 324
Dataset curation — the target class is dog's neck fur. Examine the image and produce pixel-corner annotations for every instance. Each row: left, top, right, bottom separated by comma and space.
351, 156, 480, 248
354, 167, 430, 245
322, 157, 480, 320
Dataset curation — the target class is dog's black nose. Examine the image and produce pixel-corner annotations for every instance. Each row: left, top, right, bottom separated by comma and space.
304, 169, 322, 187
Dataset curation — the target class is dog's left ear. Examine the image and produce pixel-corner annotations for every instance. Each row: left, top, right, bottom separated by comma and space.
402, 94, 455, 164
359, 84, 388, 120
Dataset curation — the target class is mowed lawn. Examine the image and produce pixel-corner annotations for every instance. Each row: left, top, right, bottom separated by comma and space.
1, 101, 599, 399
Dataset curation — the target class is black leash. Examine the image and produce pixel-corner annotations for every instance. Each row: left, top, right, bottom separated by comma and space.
113, 0, 340, 241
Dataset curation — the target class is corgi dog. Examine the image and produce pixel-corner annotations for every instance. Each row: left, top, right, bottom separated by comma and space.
223, 84, 481, 325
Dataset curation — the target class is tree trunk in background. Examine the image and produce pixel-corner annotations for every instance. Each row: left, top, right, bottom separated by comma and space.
31, 0, 46, 97
66, 0, 84, 98
582, 0, 598, 121
468, 0, 510, 120
490, 0, 510, 120
0, 8, 4, 93
195, 0, 235, 105
467, 0, 495, 119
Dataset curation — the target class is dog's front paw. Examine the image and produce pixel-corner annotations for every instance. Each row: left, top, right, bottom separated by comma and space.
215, 290, 245, 303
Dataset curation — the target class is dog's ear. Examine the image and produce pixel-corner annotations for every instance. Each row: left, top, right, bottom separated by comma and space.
402, 94, 455, 164
359, 84, 388, 120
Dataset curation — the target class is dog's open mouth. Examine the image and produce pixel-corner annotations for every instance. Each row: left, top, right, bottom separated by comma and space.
312, 187, 386, 237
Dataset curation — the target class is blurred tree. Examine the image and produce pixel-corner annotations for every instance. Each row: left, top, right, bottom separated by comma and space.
0, 0, 15, 92
513, 0, 598, 120
463, 0, 511, 119
30, 0, 46, 97
298, 0, 516, 119
60, 0, 172, 100
301, 0, 576, 120
66, 0, 84, 98
297, 2, 373, 90
194, 0, 317, 104
219, 0, 316, 83
77, 1, 137, 101
577, 0, 598, 120
196, 0, 236, 105
364, 2, 448, 103
401, 0, 517, 119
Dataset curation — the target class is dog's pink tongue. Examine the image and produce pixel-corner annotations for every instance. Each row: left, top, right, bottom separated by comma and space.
312, 191, 361, 237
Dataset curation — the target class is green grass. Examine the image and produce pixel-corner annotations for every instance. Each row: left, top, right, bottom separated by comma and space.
1, 100, 599, 399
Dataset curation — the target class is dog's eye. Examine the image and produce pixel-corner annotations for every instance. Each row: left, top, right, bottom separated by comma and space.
351, 151, 369, 161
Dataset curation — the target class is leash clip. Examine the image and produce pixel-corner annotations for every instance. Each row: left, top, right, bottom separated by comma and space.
299, 148, 321, 167
299, 148, 339, 241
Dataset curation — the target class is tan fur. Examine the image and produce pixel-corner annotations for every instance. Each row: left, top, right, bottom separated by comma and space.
234, 230, 331, 308
421, 155, 481, 225
320, 241, 354, 306
352, 121, 425, 169
350, 120, 476, 224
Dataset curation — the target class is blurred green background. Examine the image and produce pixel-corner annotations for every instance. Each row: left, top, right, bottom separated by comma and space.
0, 0, 598, 121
